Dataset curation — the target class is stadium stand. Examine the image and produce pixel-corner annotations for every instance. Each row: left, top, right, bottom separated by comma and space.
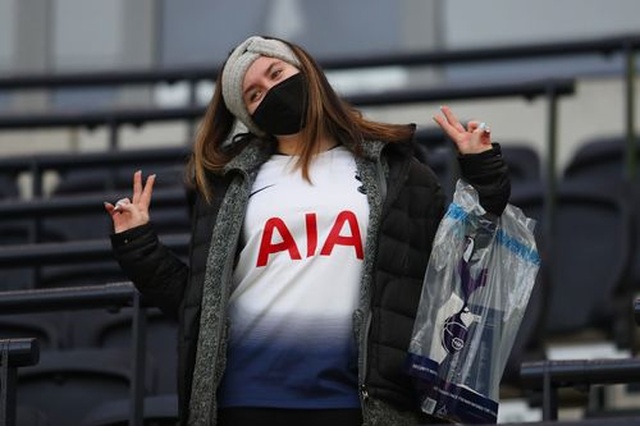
1, 33, 640, 425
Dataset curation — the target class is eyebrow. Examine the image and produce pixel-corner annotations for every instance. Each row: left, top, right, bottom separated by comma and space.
243, 60, 281, 98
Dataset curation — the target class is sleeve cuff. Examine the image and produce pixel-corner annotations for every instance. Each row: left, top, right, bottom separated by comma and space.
110, 223, 155, 248
458, 143, 504, 178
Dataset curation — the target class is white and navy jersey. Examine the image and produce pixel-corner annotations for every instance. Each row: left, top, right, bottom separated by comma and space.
217, 145, 369, 409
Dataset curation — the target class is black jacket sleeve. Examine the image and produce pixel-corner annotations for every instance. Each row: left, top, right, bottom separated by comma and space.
458, 143, 511, 216
110, 222, 188, 318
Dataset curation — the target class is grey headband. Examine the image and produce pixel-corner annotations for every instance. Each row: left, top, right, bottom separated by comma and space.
221, 36, 301, 136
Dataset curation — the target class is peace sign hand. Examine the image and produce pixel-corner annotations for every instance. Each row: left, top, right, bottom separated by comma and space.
104, 170, 156, 234
432, 105, 493, 155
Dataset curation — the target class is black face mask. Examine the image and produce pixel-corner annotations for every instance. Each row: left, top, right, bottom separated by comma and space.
251, 73, 308, 136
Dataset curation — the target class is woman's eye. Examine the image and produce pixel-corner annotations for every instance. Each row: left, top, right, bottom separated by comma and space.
249, 90, 261, 103
271, 69, 282, 79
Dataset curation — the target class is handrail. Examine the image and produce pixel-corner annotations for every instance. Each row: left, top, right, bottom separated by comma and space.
521, 358, 640, 389
0, 127, 443, 202
0, 106, 202, 131
0, 339, 39, 369
0, 77, 575, 227
0, 282, 136, 314
520, 358, 640, 420
0, 188, 187, 220
0, 146, 190, 173
0, 187, 188, 244
0, 33, 634, 179
0, 79, 574, 250
0, 78, 575, 131
0, 284, 147, 425
0, 234, 189, 267
0, 145, 190, 197
0, 338, 39, 426
0, 124, 453, 175
0, 33, 638, 90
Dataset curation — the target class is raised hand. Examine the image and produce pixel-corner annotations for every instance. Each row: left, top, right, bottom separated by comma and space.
432, 105, 493, 155
104, 170, 156, 234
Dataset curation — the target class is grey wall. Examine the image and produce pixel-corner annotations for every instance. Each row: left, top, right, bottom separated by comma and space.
2, 0, 640, 75
444, 0, 640, 48
440, 0, 640, 83
158, 0, 432, 67
0, 0, 15, 74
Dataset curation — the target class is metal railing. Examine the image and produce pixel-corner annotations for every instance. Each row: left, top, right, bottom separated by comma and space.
0, 145, 190, 198
521, 358, 640, 421
0, 33, 636, 177
0, 338, 39, 426
0, 283, 148, 426
0, 79, 575, 246
0, 234, 188, 268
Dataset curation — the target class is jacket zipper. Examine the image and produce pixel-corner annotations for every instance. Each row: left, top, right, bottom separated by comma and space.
359, 310, 373, 401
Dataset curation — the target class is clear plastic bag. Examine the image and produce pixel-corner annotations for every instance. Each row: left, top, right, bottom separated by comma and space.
406, 180, 540, 424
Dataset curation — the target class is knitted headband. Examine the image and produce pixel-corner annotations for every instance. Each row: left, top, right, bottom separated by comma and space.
221, 36, 301, 136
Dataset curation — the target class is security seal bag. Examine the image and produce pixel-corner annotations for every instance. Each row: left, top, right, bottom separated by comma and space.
405, 179, 540, 424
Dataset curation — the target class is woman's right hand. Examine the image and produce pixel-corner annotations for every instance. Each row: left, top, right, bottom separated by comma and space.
104, 170, 156, 234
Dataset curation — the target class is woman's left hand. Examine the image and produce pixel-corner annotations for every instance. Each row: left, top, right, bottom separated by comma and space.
432, 105, 493, 155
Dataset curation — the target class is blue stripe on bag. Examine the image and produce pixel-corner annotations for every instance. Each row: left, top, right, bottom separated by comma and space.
446, 203, 540, 266
496, 228, 541, 265
445, 203, 468, 221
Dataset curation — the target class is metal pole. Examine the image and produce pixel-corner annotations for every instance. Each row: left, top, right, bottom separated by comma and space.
109, 119, 119, 151
623, 40, 637, 354
129, 292, 146, 426
542, 365, 558, 421
28, 162, 43, 287
107, 119, 119, 192
544, 83, 558, 248
624, 40, 637, 181
0, 341, 19, 426
187, 81, 197, 143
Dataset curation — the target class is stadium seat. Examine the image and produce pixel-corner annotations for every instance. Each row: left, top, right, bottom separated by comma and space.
501, 144, 542, 184
563, 135, 640, 184
17, 348, 158, 426
15, 404, 51, 426
510, 180, 634, 345
68, 307, 178, 394
563, 135, 640, 319
38, 261, 128, 289
80, 393, 179, 426
0, 223, 37, 290
0, 173, 20, 200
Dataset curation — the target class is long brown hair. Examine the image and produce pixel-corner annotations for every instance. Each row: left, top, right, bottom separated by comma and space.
187, 36, 414, 202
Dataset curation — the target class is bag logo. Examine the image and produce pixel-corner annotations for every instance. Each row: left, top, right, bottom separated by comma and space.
441, 236, 488, 354
442, 311, 469, 353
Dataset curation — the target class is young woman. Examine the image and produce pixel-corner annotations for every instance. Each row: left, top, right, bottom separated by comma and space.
105, 35, 510, 426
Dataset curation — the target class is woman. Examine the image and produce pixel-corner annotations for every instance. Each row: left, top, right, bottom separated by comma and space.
104, 35, 510, 426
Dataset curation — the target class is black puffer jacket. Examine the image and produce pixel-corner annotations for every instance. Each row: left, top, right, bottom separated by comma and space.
111, 134, 510, 425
